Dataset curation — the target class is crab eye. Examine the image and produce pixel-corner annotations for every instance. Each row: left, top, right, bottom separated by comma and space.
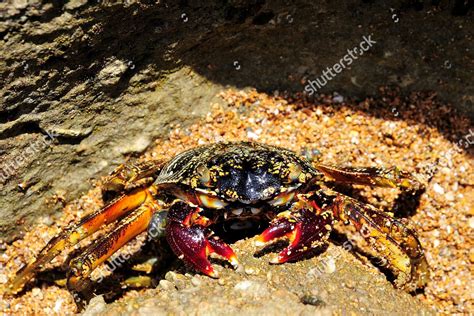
268, 191, 295, 206
197, 193, 228, 209
196, 164, 211, 185
288, 163, 302, 182
104, 165, 135, 192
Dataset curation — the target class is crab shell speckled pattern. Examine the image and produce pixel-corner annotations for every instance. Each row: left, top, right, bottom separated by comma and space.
155, 141, 321, 207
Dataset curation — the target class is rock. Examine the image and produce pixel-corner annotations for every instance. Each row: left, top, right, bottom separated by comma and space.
12, 0, 28, 10
234, 280, 270, 298
115, 135, 152, 155
97, 60, 128, 87
64, 0, 87, 10
31, 287, 43, 299
190, 275, 202, 287
158, 279, 175, 291
79, 242, 434, 315
82, 295, 106, 316
433, 183, 445, 194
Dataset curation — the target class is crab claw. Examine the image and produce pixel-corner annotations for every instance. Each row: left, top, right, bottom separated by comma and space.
255, 208, 333, 263
166, 202, 238, 277
166, 223, 216, 277
207, 236, 239, 269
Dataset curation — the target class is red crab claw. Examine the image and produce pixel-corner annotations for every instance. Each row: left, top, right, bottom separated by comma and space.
255, 207, 333, 263
166, 202, 238, 277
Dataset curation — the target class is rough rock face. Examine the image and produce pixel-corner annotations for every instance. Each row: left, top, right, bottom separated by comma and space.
81, 242, 435, 316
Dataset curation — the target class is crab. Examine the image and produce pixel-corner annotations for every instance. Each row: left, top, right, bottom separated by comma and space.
4, 141, 429, 296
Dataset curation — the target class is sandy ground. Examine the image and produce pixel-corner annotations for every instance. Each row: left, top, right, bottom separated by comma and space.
0, 88, 472, 315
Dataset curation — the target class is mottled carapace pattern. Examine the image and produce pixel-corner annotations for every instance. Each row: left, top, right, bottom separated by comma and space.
157, 141, 319, 203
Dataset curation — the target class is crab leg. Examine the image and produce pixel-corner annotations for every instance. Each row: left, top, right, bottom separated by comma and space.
67, 200, 158, 291
315, 164, 425, 190
324, 190, 429, 290
4, 186, 156, 295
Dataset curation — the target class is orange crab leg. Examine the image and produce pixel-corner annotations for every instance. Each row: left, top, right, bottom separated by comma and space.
81, 187, 155, 232
4, 186, 156, 295
315, 164, 425, 190
67, 201, 157, 291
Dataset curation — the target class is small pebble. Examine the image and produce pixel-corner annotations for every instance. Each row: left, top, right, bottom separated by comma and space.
445, 226, 453, 234
266, 271, 273, 282
247, 130, 259, 140
333, 94, 344, 103
159, 280, 175, 291
165, 271, 178, 283
191, 276, 202, 287
469, 253, 474, 263
234, 280, 252, 291
234, 280, 269, 298
0, 274, 8, 284
40, 215, 54, 226
31, 288, 43, 299
82, 295, 106, 316
97, 59, 128, 86
433, 183, 445, 194
324, 257, 336, 274
445, 192, 455, 201
244, 267, 255, 275
53, 299, 63, 313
